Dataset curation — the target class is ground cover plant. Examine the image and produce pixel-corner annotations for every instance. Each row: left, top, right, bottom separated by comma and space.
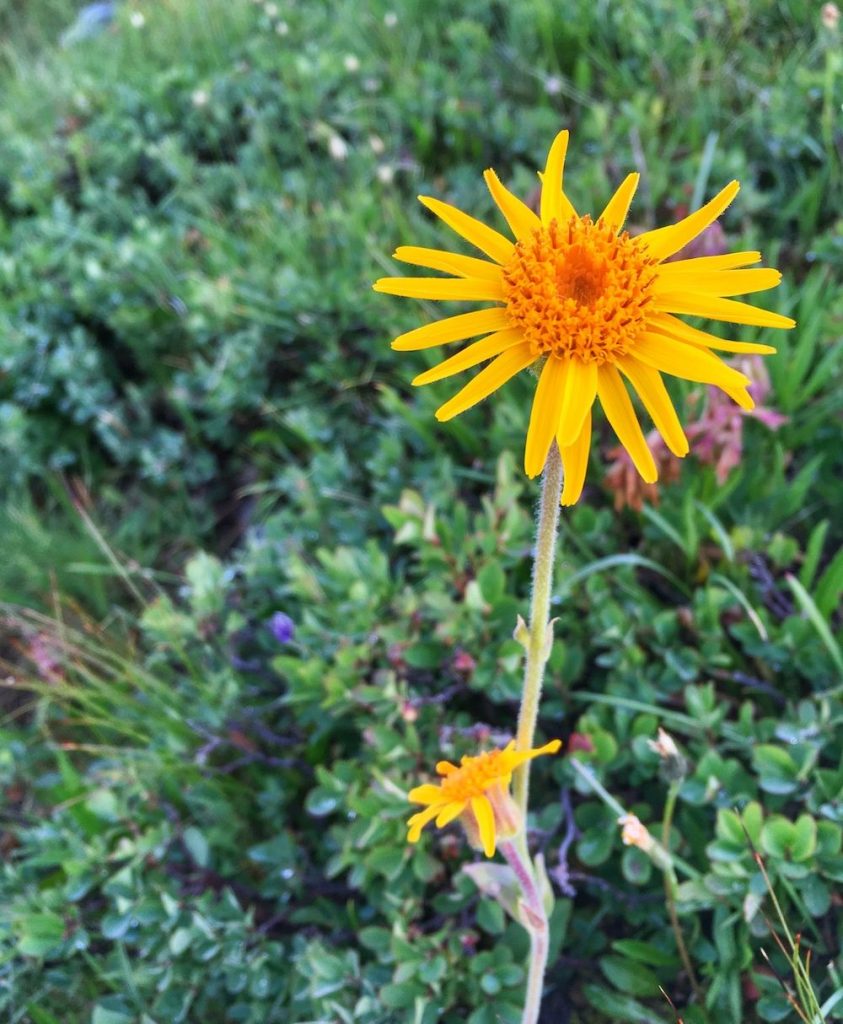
0, 0, 841, 1022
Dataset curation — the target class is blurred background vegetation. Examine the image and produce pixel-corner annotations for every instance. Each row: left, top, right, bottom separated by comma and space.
0, 0, 841, 1021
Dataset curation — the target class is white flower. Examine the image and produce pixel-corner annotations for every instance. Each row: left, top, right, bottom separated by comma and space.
343, 54, 360, 72
191, 90, 209, 108
129, 10, 145, 28
368, 134, 385, 155
376, 164, 394, 184
647, 727, 679, 760
384, 11, 398, 27
275, 20, 289, 35
264, 2, 279, 16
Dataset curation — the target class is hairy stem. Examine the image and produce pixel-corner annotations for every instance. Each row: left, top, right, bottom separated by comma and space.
500, 840, 549, 1024
523, 927, 549, 1024
513, 442, 563, 818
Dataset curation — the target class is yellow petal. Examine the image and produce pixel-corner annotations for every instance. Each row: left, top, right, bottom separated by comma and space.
560, 409, 592, 506
436, 760, 458, 776
393, 245, 503, 281
653, 267, 782, 297
634, 333, 750, 390
597, 364, 657, 483
407, 804, 442, 842
484, 169, 541, 240
373, 276, 504, 302
617, 357, 689, 457
471, 796, 497, 857
557, 358, 598, 448
524, 356, 566, 478
408, 784, 445, 805
658, 251, 762, 275
653, 292, 795, 330
599, 173, 639, 232
508, 738, 563, 769
646, 312, 777, 355
539, 130, 577, 225
724, 386, 755, 411
435, 802, 466, 827
638, 180, 740, 262
435, 343, 535, 422
418, 194, 514, 264
392, 308, 512, 352
412, 329, 523, 386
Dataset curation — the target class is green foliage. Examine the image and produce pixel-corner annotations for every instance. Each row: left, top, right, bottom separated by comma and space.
0, 0, 841, 1022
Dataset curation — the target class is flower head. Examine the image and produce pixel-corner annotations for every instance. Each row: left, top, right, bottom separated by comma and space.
375, 131, 794, 504
647, 727, 680, 761
267, 611, 295, 644
619, 813, 656, 854
647, 726, 688, 783
407, 739, 561, 857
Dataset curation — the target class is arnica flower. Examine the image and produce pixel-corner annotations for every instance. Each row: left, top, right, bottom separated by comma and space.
374, 131, 795, 504
407, 739, 561, 857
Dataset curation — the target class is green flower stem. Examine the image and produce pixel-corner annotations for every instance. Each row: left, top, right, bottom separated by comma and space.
503, 444, 563, 1024
522, 926, 548, 1024
568, 757, 703, 881
500, 839, 549, 1024
662, 781, 702, 1002
513, 441, 564, 820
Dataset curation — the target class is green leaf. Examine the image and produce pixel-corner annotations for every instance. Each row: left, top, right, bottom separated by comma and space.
358, 926, 391, 956
621, 847, 653, 886
786, 573, 843, 677
476, 898, 505, 935
753, 745, 799, 795
742, 801, 764, 847
304, 787, 339, 817
25, 1009, 63, 1024
185, 550, 226, 617
463, 862, 522, 922
577, 827, 614, 866
611, 940, 679, 967
16, 913, 65, 957
418, 956, 446, 984
599, 954, 661, 997
583, 983, 668, 1023
815, 544, 843, 620
800, 875, 830, 917
168, 926, 193, 955
477, 561, 505, 603
761, 816, 796, 859
91, 1000, 134, 1024
366, 845, 406, 880
183, 826, 210, 868
756, 995, 793, 1021
480, 971, 501, 995
716, 808, 745, 846
379, 982, 421, 1009
790, 814, 817, 861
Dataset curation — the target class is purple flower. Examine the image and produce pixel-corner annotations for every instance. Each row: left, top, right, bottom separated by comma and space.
268, 612, 295, 645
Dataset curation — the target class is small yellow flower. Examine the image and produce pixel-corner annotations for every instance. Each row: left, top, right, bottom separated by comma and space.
407, 739, 561, 857
374, 130, 794, 504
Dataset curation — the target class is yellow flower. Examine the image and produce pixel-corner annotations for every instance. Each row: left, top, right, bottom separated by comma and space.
374, 131, 794, 504
407, 739, 561, 857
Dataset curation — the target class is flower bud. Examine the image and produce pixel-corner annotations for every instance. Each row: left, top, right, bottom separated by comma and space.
647, 727, 688, 783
